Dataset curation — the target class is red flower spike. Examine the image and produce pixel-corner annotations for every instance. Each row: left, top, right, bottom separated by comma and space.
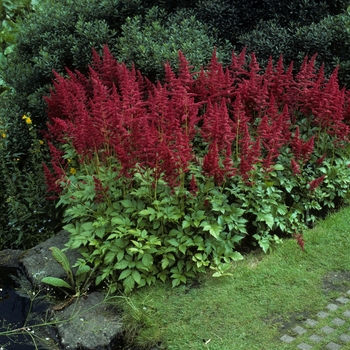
291, 159, 300, 175
308, 175, 326, 191
293, 233, 305, 252
189, 174, 198, 195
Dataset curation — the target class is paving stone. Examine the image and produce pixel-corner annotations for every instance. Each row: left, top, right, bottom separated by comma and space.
317, 311, 330, 318
309, 334, 323, 343
293, 325, 307, 335
332, 318, 346, 326
297, 343, 313, 350
336, 297, 350, 304
327, 303, 339, 311
280, 334, 295, 343
343, 310, 350, 318
305, 318, 319, 327
339, 333, 350, 343
321, 326, 336, 334
325, 342, 342, 350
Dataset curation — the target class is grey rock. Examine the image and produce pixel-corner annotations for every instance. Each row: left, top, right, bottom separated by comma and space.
55, 292, 122, 350
0, 249, 24, 267
19, 230, 81, 286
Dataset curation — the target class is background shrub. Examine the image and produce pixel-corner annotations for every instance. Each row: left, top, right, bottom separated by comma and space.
239, 10, 350, 86
0, 108, 62, 249
116, 7, 231, 81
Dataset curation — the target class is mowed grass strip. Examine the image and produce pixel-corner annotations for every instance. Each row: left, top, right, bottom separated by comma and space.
119, 205, 350, 350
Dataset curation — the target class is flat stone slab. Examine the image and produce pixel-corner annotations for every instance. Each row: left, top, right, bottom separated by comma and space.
325, 342, 342, 350
336, 297, 349, 304
309, 334, 323, 343
321, 325, 335, 334
55, 292, 122, 350
305, 318, 318, 327
317, 311, 330, 318
340, 333, 350, 343
280, 334, 295, 343
332, 318, 345, 326
18, 230, 81, 286
297, 343, 312, 350
293, 325, 307, 335
327, 303, 339, 311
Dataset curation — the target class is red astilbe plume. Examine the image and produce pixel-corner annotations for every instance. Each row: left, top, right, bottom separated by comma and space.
188, 174, 198, 195
239, 123, 261, 180
293, 233, 305, 252
177, 50, 195, 90
290, 127, 314, 164
230, 47, 248, 82
236, 53, 271, 119
256, 95, 291, 171
44, 69, 89, 123
193, 49, 234, 104
93, 176, 109, 203
42, 141, 67, 195
163, 60, 201, 140
290, 159, 301, 175
308, 175, 326, 191
263, 55, 296, 109
200, 98, 237, 181
144, 70, 195, 185
222, 143, 236, 178
201, 99, 235, 148
295, 54, 318, 91
312, 68, 349, 142
202, 141, 226, 185
42, 163, 62, 196
316, 154, 327, 166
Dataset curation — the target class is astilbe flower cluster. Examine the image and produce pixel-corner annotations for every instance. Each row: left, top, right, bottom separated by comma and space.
43, 45, 350, 195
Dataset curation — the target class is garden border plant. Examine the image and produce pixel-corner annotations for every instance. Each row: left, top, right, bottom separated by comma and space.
43, 46, 350, 293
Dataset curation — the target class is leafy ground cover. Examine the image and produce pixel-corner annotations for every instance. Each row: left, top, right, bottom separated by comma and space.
115, 204, 350, 349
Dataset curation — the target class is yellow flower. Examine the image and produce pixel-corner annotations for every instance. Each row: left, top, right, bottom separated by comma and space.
1, 133, 5, 138
39, 140, 44, 145
69, 167, 77, 175
22, 115, 32, 124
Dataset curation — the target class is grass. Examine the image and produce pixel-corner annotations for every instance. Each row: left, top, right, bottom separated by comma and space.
114, 204, 350, 350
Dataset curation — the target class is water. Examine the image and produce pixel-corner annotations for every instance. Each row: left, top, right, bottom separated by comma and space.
0, 267, 144, 350
0, 267, 53, 350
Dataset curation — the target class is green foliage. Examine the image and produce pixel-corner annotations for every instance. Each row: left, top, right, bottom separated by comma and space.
193, 0, 349, 44
0, 110, 61, 250
56, 159, 245, 294
41, 246, 93, 295
0, 0, 44, 94
239, 9, 350, 86
56, 144, 350, 294
116, 7, 231, 81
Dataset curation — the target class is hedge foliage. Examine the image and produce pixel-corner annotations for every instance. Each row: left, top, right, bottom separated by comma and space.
2, 0, 350, 250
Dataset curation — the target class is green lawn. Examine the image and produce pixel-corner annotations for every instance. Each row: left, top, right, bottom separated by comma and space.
113, 205, 350, 349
